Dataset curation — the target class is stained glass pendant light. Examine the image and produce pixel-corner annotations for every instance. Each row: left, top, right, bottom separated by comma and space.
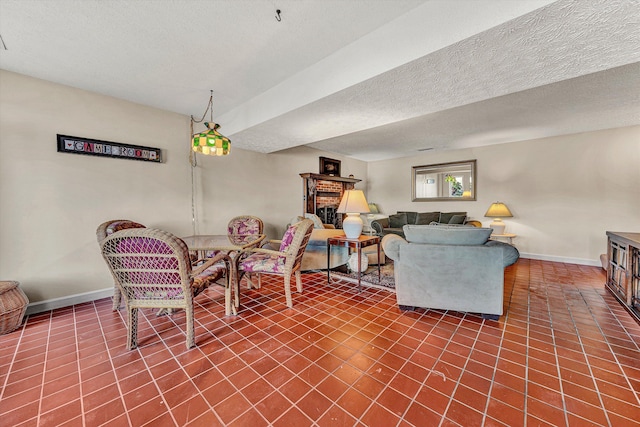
191, 90, 231, 156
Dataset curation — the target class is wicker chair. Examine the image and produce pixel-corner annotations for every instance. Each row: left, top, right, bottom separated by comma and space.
236, 219, 314, 308
227, 215, 264, 235
96, 220, 146, 311
100, 228, 229, 349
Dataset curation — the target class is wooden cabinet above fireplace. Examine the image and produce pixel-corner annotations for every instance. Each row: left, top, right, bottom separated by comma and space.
300, 173, 361, 226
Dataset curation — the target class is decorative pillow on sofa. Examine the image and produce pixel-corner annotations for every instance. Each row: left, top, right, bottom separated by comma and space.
448, 214, 467, 224
439, 212, 467, 224
397, 211, 417, 225
415, 212, 440, 225
389, 213, 408, 228
403, 224, 492, 245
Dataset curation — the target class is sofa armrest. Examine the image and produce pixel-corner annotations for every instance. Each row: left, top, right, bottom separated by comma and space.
381, 234, 406, 261
371, 217, 389, 235
484, 240, 520, 267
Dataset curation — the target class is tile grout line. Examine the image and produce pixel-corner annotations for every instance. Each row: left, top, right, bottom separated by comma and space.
35, 310, 53, 426
481, 261, 521, 426
136, 308, 200, 426
0, 314, 28, 402
250, 281, 400, 426
73, 303, 87, 427
572, 281, 635, 425
196, 312, 254, 425
546, 281, 571, 427
434, 314, 488, 427
308, 284, 424, 426
2, 263, 636, 426
91, 301, 136, 427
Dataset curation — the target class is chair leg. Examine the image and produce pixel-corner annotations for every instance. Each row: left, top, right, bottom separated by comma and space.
234, 274, 240, 312
127, 307, 138, 350
225, 278, 233, 316
185, 303, 195, 349
112, 285, 121, 311
245, 273, 258, 289
295, 271, 303, 293
284, 274, 293, 308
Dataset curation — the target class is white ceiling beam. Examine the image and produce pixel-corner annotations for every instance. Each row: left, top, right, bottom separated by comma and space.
219, 0, 555, 135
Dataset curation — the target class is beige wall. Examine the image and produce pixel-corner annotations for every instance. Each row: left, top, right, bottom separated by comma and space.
367, 126, 640, 264
3, 70, 637, 308
0, 71, 367, 305
192, 145, 367, 239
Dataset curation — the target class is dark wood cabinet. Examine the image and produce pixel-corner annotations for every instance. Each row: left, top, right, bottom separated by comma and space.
605, 232, 640, 323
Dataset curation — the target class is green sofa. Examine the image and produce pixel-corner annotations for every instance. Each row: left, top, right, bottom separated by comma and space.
371, 211, 467, 238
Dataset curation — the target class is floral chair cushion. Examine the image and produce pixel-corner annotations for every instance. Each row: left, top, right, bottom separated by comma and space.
228, 217, 261, 235
279, 224, 298, 252
239, 253, 287, 274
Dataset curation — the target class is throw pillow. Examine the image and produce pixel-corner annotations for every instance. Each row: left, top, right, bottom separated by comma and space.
415, 212, 440, 225
448, 214, 466, 224
404, 224, 492, 245
439, 212, 467, 224
279, 224, 298, 251
389, 213, 408, 228
304, 213, 325, 229
397, 211, 417, 225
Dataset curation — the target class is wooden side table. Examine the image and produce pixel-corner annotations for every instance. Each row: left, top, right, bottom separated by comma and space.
327, 235, 380, 292
490, 233, 517, 245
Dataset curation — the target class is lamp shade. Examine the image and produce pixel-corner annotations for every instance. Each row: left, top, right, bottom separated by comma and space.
337, 190, 370, 239
192, 122, 231, 156
337, 190, 370, 214
484, 202, 513, 218
485, 202, 512, 235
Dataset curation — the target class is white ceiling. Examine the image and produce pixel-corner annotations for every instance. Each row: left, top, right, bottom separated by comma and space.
1, 0, 638, 161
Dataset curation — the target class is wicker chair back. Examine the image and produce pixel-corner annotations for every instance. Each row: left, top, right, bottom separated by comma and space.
100, 228, 226, 349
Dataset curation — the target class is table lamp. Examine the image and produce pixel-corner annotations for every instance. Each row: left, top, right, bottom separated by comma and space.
484, 202, 513, 235
337, 190, 371, 238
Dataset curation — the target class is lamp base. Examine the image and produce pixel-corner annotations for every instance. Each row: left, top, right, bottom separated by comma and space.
342, 213, 363, 239
490, 218, 506, 235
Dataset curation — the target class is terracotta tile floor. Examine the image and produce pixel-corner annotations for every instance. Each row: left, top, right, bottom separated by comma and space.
1, 259, 639, 426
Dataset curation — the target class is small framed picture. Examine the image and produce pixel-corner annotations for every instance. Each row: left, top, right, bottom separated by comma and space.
319, 157, 341, 176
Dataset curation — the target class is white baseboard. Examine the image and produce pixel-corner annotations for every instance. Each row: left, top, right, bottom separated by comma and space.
25, 288, 113, 316
520, 252, 602, 267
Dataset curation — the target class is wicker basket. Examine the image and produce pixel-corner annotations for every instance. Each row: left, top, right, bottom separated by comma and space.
0, 281, 29, 335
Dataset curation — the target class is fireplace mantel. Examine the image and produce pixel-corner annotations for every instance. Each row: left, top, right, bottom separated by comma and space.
299, 173, 361, 184
300, 173, 362, 226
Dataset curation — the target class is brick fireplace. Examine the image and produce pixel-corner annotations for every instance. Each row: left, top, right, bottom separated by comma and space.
300, 173, 361, 228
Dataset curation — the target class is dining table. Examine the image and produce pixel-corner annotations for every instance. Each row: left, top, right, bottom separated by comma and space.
182, 234, 265, 315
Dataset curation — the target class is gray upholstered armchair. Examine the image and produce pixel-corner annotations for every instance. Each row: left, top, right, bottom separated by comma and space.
382, 225, 519, 320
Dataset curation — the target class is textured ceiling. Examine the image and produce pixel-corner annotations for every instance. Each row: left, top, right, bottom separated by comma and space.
0, 0, 638, 161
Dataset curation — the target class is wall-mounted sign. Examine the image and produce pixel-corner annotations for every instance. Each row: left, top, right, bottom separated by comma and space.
56, 134, 162, 163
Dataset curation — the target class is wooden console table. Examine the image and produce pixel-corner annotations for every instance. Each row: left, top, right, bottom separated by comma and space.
605, 231, 640, 323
